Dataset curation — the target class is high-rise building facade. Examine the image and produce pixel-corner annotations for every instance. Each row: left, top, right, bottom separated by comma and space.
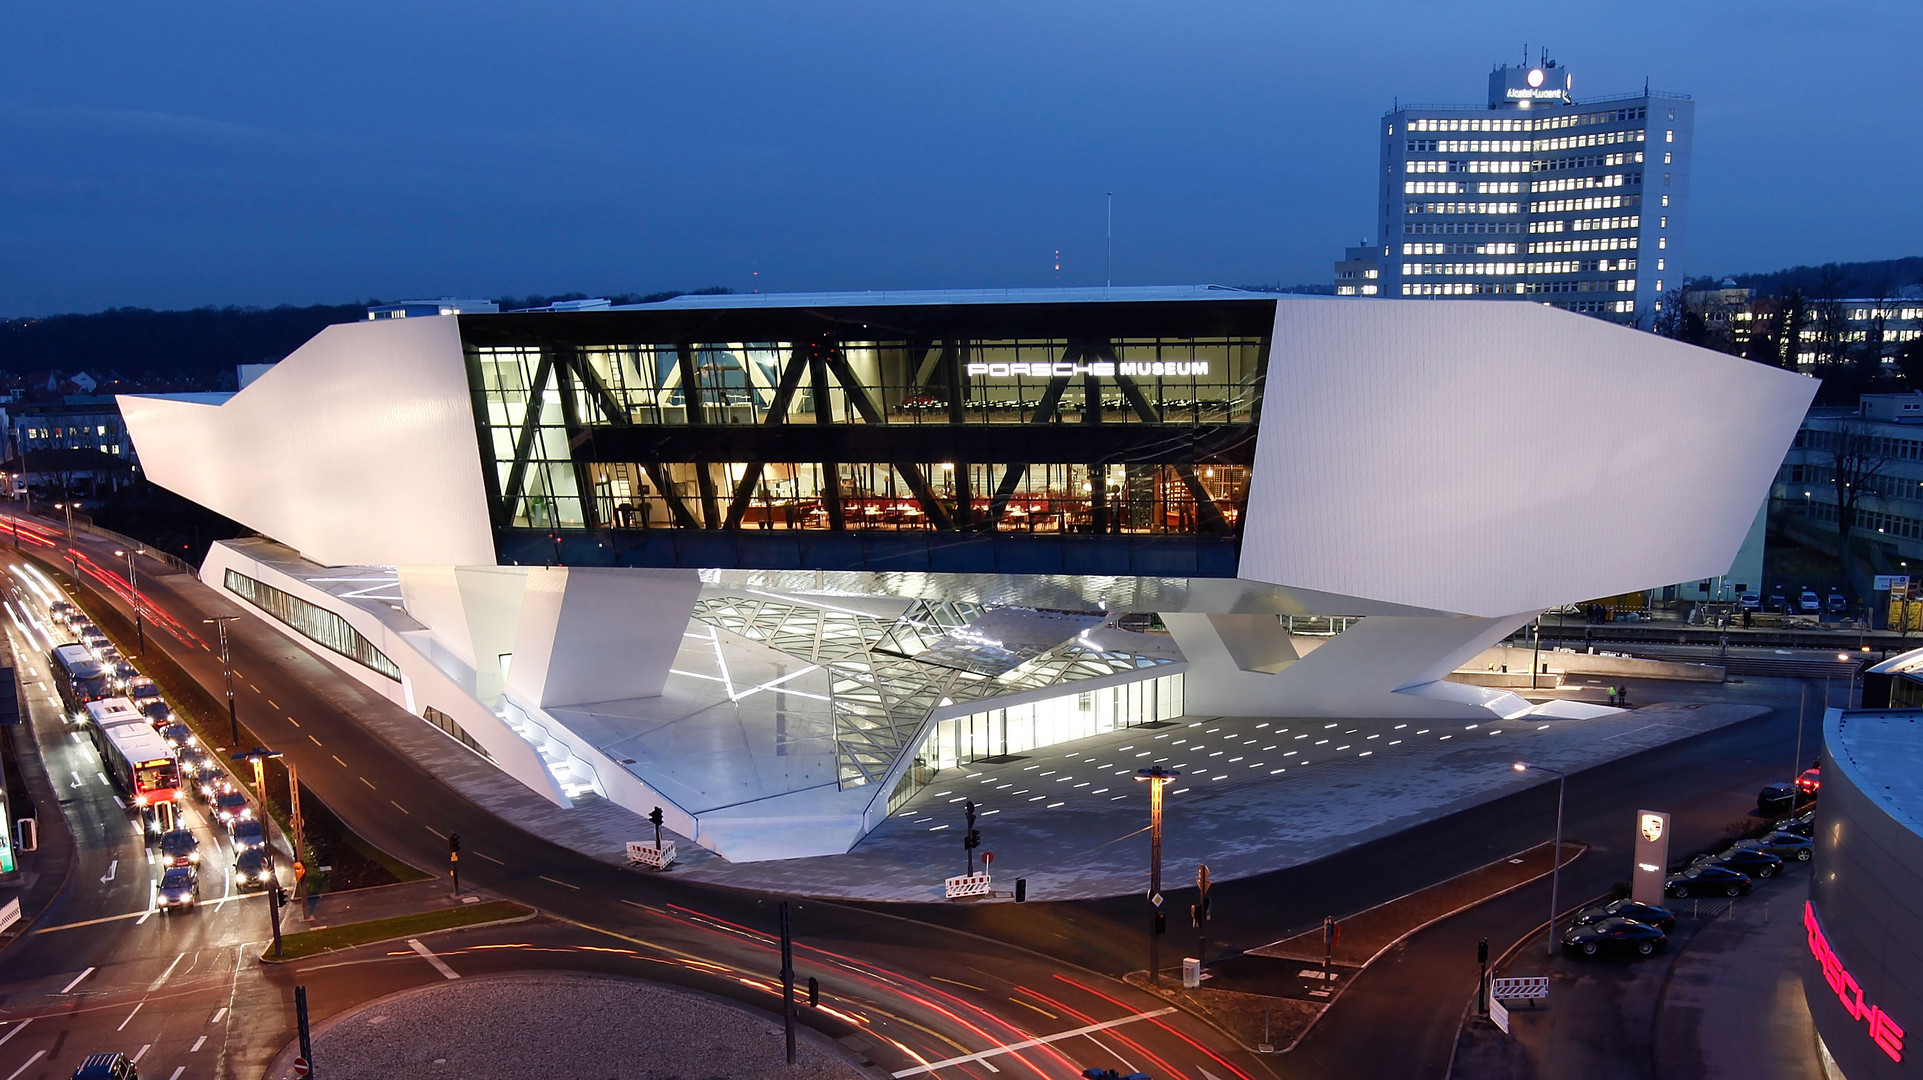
1338, 58, 1692, 326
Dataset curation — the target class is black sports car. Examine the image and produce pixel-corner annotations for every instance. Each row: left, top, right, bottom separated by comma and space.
1693, 846, 1785, 879
1665, 864, 1752, 898
1572, 898, 1677, 933
1775, 810, 1816, 838
1735, 831, 1814, 862
1561, 917, 1667, 958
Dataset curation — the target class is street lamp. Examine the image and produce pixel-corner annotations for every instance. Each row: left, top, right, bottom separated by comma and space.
52, 499, 77, 575
204, 615, 241, 745
1826, 651, 1851, 712
1513, 762, 1567, 956
114, 547, 146, 655
1136, 765, 1180, 985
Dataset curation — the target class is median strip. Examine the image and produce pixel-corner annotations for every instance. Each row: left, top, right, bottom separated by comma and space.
260, 900, 534, 962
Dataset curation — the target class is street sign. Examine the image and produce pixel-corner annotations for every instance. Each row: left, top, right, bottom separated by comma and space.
982, 851, 994, 867
1150, 892, 1163, 907
1491, 996, 1510, 1034
1875, 575, 1910, 592
292, 1057, 310, 1077
1632, 809, 1672, 906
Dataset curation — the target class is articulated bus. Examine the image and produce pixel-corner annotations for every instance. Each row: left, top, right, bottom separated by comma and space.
84, 698, 182, 832
51, 643, 112, 718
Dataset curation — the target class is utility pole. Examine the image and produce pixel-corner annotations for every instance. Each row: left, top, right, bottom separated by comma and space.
1135, 766, 1179, 984
204, 615, 240, 745
115, 547, 145, 655
294, 985, 315, 1079
780, 900, 797, 1066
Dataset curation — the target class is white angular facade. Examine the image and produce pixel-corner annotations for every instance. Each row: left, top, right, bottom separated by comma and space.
122, 289, 1814, 859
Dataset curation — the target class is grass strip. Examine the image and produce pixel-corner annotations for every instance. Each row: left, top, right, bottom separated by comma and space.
264, 900, 533, 961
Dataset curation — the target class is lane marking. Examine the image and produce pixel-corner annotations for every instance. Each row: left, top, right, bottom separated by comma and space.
96, 771, 109, 785
288, 717, 301, 728
332, 755, 346, 767
308, 734, 322, 746
191, 1035, 206, 1052
473, 851, 504, 865
101, 859, 117, 884
117, 1001, 144, 1030
0, 1019, 31, 1047
359, 777, 375, 789
888, 1007, 1178, 1077
538, 875, 580, 890
112, 796, 125, 809
389, 800, 410, 815
169, 1068, 186, 1080
424, 825, 447, 838
929, 976, 986, 991
4, 1050, 45, 1080
1008, 997, 1057, 1020
147, 951, 186, 991
209, 1007, 227, 1024
407, 938, 460, 980
269, 699, 279, 709
60, 966, 96, 993
132, 1043, 152, 1064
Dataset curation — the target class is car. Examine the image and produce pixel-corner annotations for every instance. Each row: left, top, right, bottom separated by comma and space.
1571, 898, 1677, 933
1776, 809, 1817, 838
1758, 768, 1821, 812
229, 819, 267, 852
212, 790, 251, 825
1561, 916, 1667, 958
140, 700, 172, 727
176, 747, 214, 779
108, 660, 139, 686
233, 847, 275, 890
48, 601, 76, 622
1738, 592, 1761, 611
1665, 864, 1752, 898
70, 1053, 138, 1080
94, 645, 122, 667
1767, 587, 1787, 612
125, 677, 162, 706
1694, 845, 1786, 879
80, 629, 110, 651
158, 829, 200, 867
1799, 589, 1822, 613
197, 774, 237, 804
157, 722, 196, 750
1737, 830, 1815, 862
1827, 592, 1849, 615
156, 866, 198, 912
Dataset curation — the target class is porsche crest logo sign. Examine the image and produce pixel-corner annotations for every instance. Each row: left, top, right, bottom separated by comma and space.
1640, 813, 1665, 843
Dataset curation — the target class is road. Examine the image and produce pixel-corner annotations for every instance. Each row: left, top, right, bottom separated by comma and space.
0, 510, 1824, 1079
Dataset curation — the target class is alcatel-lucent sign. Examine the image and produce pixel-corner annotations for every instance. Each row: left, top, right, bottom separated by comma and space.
966, 361, 1211, 379
1806, 900, 1906, 1063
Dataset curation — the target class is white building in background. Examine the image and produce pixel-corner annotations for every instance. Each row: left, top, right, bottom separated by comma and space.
1339, 56, 1692, 327
119, 287, 1807, 860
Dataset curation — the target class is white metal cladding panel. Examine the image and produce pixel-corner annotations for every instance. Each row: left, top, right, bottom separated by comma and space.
1239, 299, 1817, 617
119, 316, 496, 567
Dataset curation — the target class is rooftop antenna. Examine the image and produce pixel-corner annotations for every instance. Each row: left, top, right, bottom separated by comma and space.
1105, 192, 1113, 298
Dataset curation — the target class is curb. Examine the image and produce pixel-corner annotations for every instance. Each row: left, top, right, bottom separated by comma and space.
255, 905, 538, 964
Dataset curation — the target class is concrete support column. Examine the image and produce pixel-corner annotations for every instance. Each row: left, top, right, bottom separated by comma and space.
504, 567, 702, 710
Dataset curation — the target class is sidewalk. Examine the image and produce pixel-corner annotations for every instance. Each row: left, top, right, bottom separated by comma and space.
296, 876, 496, 930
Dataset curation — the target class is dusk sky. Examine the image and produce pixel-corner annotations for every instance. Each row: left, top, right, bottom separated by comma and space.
4, 2, 1918, 316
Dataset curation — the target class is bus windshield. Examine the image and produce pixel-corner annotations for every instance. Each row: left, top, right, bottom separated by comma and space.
134, 759, 180, 796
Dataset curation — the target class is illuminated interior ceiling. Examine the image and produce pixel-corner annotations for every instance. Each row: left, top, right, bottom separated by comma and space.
690, 592, 1180, 787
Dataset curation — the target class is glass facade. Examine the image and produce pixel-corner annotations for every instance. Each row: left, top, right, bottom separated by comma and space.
423, 705, 495, 762
460, 297, 1272, 574
887, 671, 1184, 813
223, 570, 403, 681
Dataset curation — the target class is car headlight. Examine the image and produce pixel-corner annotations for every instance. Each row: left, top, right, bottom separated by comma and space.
188, 851, 200, 862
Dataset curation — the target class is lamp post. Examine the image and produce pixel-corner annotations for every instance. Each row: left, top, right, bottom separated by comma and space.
1513, 762, 1567, 956
114, 547, 145, 655
204, 615, 240, 745
1136, 765, 1180, 985
1825, 651, 1851, 712
53, 499, 77, 575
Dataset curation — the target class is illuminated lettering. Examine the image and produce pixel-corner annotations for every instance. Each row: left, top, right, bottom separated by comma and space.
1806, 901, 1906, 1062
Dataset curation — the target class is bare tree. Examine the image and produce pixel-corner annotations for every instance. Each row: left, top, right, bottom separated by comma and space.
1819, 417, 1894, 604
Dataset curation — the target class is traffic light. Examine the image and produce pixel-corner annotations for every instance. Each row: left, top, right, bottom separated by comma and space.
1478, 938, 1489, 965
648, 807, 664, 827
273, 883, 289, 909
1014, 878, 1027, 903
449, 832, 461, 856
807, 976, 820, 1007
1155, 911, 1166, 934
1192, 864, 1212, 928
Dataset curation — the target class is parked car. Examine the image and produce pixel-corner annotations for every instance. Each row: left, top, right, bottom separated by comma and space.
1776, 810, 1817, 838
233, 848, 275, 891
156, 866, 198, 912
1739, 592, 1761, 611
1665, 864, 1752, 898
70, 1053, 138, 1080
1561, 917, 1667, 958
1571, 898, 1677, 933
1799, 589, 1822, 613
158, 829, 200, 868
1758, 768, 1822, 812
1737, 830, 1815, 862
1767, 587, 1787, 612
229, 819, 267, 852
1827, 592, 1849, 615
1693, 845, 1786, 879
212, 790, 251, 826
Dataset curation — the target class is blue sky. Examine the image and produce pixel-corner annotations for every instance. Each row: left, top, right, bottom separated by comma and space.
3, 2, 1917, 315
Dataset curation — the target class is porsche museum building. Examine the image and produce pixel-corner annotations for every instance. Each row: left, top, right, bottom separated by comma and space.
119, 285, 1811, 861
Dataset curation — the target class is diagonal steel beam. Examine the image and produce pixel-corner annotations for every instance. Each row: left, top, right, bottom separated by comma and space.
500, 349, 556, 523
987, 345, 1079, 525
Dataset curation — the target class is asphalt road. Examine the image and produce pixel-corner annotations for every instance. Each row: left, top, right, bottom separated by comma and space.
0, 513, 1824, 1080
